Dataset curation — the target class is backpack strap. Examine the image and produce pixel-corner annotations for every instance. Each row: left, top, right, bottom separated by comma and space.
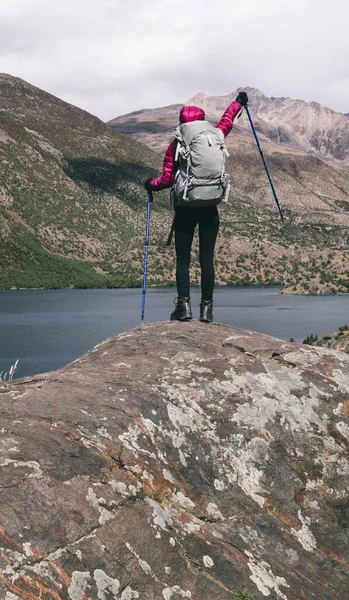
174, 126, 192, 201
182, 154, 192, 201
174, 127, 183, 162
216, 129, 229, 183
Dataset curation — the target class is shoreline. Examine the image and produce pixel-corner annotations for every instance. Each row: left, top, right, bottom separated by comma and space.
1, 283, 349, 296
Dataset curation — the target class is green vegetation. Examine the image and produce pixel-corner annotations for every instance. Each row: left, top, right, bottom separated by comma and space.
215, 239, 349, 293
298, 323, 349, 353
303, 333, 319, 345
0, 75, 172, 289
235, 588, 254, 600
301, 324, 349, 346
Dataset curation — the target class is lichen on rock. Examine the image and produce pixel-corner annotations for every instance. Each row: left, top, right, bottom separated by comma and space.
0, 321, 348, 599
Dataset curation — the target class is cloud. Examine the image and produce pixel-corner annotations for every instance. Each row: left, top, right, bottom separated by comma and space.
0, 0, 348, 120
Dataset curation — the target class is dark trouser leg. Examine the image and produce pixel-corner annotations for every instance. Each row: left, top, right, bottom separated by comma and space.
174, 209, 197, 298
198, 207, 219, 302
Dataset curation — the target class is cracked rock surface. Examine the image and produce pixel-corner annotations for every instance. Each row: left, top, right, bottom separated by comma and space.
0, 321, 349, 599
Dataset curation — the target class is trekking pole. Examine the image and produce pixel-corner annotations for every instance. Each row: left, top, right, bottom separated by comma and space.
141, 191, 153, 324
245, 105, 284, 223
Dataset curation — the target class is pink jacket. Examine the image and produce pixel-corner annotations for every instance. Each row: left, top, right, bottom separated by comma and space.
150, 101, 242, 190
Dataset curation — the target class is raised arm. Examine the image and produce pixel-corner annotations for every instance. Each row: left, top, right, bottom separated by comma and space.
216, 91, 248, 138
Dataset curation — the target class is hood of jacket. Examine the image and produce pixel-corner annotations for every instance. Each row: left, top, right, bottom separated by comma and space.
179, 105, 205, 124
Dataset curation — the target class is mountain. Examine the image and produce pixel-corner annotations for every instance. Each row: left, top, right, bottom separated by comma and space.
109, 90, 349, 294
189, 88, 349, 163
109, 88, 349, 164
108, 103, 184, 153
1, 76, 349, 293
0, 74, 172, 289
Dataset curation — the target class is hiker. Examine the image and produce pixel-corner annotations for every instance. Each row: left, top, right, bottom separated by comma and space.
144, 91, 248, 323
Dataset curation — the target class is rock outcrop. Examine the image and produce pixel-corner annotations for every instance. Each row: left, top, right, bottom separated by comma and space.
315, 327, 349, 354
1, 321, 349, 599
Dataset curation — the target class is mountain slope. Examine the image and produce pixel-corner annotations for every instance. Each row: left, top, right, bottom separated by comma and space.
109, 90, 349, 294
2, 77, 349, 293
109, 88, 349, 164
0, 74, 172, 289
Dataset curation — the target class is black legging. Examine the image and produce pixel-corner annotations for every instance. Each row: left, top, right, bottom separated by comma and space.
174, 206, 219, 301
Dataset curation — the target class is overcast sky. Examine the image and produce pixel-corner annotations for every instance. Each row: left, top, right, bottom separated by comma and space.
1, 0, 348, 121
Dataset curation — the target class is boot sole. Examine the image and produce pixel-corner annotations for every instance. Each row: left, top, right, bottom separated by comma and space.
171, 317, 193, 321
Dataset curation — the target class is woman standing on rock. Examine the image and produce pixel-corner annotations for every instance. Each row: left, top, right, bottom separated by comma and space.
145, 91, 248, 323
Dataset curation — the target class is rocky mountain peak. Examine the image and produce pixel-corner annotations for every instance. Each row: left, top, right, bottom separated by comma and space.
182, 88, 349, 163
237, 86, 266, 98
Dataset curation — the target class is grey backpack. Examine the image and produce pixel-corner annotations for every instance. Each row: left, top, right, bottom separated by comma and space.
172, 120, 230, 207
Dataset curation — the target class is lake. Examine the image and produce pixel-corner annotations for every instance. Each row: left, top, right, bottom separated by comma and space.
0, 286, 348, 379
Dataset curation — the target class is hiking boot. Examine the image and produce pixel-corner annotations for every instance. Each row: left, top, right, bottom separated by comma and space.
170, 297, 192, 321
200, 300, 213, 323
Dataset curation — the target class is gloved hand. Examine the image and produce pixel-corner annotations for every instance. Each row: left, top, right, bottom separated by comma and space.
144, 177, 154, 192
236, 91, 248, 107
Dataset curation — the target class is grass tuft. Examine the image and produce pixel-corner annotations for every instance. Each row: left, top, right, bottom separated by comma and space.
235, 588, 254, 600
0, 359, 19, 382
